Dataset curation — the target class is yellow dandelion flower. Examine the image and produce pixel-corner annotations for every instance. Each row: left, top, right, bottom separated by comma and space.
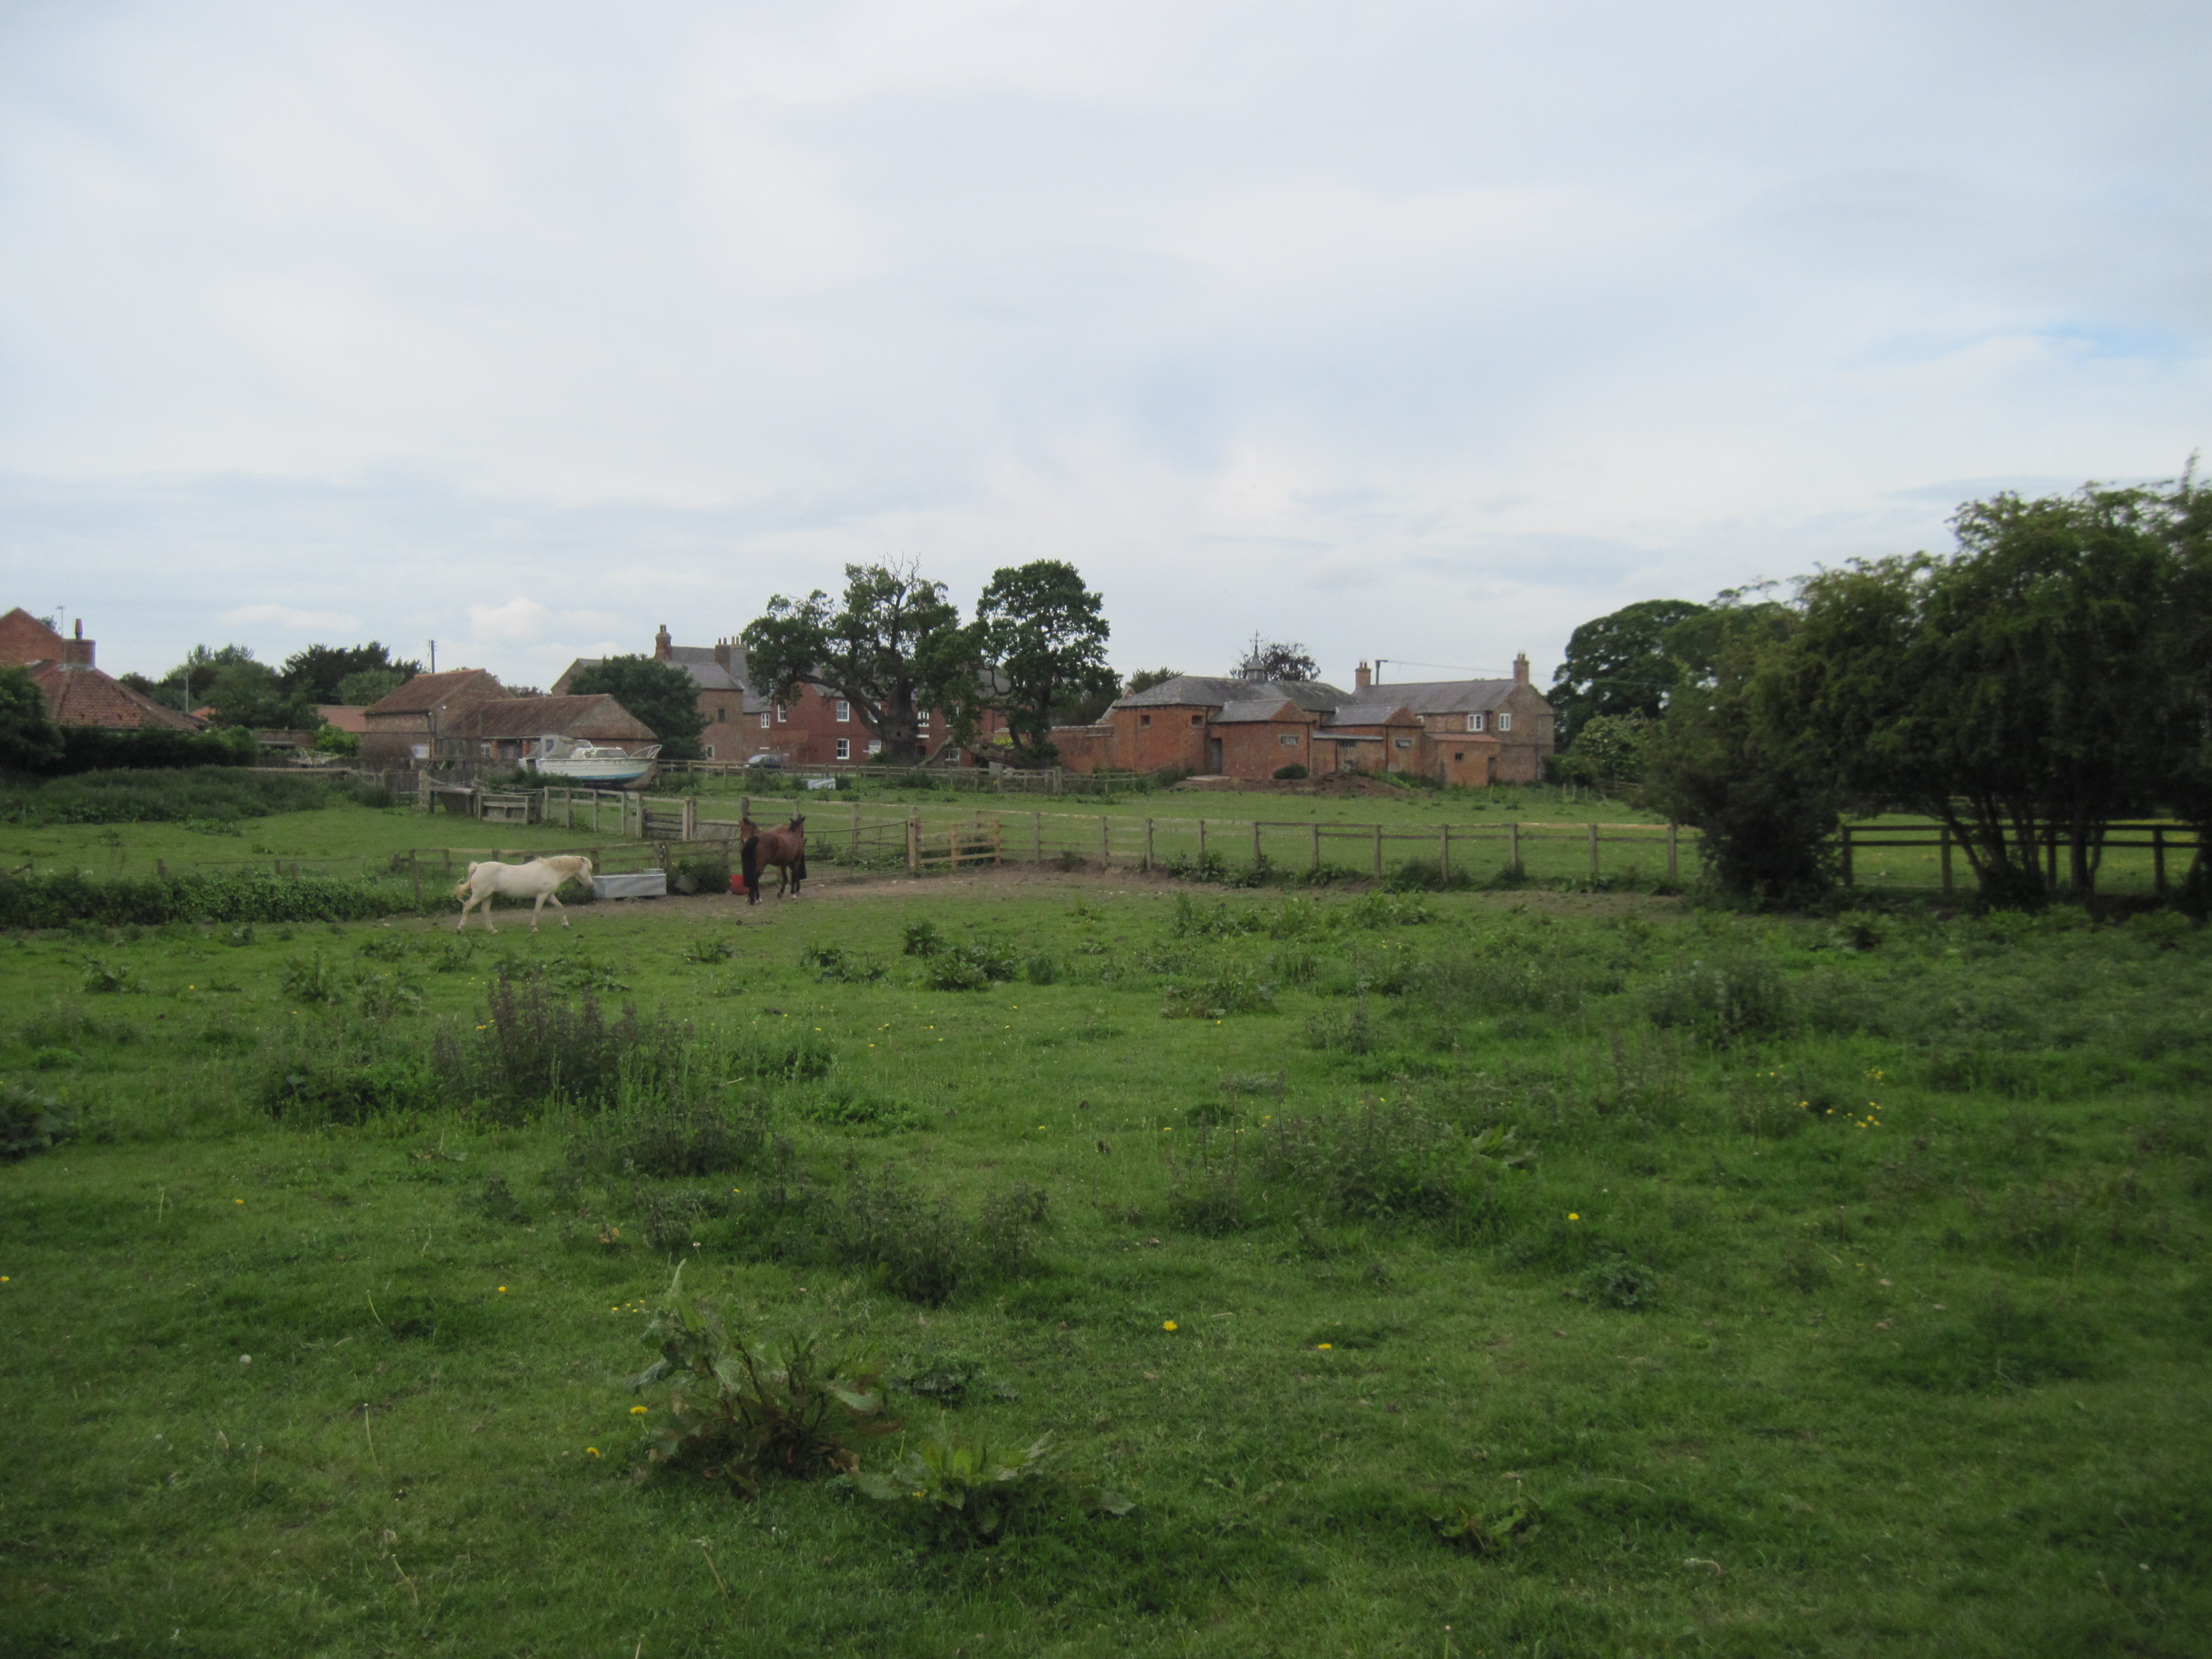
1162, 1320, 1179, 1332
1568, 1212, 1580, 1221
1317, 1342, 1332, 1351
586, 1447, 600, 1457
498, 1286, 508, 1292
630, 1405, 649, 1415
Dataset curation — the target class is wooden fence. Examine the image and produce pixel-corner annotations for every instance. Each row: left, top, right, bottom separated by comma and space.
1840, 821, 2206, 893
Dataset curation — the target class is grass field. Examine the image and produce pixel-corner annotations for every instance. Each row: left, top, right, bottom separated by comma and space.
3, 856, 2208, 1658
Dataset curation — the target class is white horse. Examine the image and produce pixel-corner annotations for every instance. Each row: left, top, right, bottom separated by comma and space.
453, 855, 594, 933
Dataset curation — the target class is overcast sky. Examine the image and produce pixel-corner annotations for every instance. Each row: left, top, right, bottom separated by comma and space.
1, 0, 2205, 691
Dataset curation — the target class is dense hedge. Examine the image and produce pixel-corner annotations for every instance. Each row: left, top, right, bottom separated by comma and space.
0, 766, 377, 826
0, 870, 422, 929
54, 726, 258, 774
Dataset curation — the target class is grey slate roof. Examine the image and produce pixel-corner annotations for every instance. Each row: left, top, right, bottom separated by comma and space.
1115, 675, 1349, 713
1212, 697, 1302, 724
1326, 697, 1419, 725
1364, 678, 1517, 714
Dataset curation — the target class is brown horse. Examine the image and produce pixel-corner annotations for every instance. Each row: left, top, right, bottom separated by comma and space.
739, 813, 806, 901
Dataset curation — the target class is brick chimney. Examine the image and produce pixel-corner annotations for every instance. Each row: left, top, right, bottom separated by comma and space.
63, 619, 94, 668
1513, 652, 1529, 686
1354, 660, 1372, 692
654, 624, 673, 661
713, 637, 732, 674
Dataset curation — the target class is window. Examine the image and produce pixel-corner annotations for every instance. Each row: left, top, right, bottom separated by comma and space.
1466, 713, 1486, 733
866, 739, 882, 755
836, 738, 851, 760
716, 706, 726, 723
1497, 712, 1512, 733
835, 699, 851, 722
760, 711, 771, 729
776, 704, 788, 723
1393, 737, 1413, 750
1139, 714, 1152, 727
918, 709, 930, 727
1279, 733, 1300, 747
1454, 751, 1464, 761
1190, 714, 1204, 726
704, 745, 716, 759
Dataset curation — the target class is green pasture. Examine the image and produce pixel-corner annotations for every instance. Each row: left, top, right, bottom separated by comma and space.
3, 869, 2209, 1657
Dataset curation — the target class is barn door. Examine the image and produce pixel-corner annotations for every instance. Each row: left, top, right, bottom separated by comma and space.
1207, 737, 1223, 773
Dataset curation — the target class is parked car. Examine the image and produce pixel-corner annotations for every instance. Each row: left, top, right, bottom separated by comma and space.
744, 752, 787, 770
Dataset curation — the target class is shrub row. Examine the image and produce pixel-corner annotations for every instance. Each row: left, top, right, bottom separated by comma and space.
0, 869, 422, 929
0, 764, 380, 823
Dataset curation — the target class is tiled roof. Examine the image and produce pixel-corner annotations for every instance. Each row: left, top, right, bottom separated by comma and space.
364, 668, 502, 716
1212, 697, 1305, 724
1326, 697, 1420, 725
448, 695, 655, 741
1116, 675, 1350, 712
30, 663, 201, 731
559, 648, 747, 693
1363, 678, 1518, 714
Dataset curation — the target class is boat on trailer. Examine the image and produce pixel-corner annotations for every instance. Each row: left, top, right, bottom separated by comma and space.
529, 737, 661, 785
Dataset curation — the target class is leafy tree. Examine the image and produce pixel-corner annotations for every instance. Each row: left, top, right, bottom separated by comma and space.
565, 657, 707, 760
1643, 601, 1838, 907
0, 665, 64, 773
2152, 471, 2212, 904
743, 562, 968, 764
1551, 713, 1650, 788
1780, 485, 2180, 904
1549, 598, 1708, 747
281, 643, 422, 705
152, 647, 305, 729
1122, 668, 1182, 698
334, 667, 412, 707
1233, 638, 1318, 682
311, 722, 361, 756
970, 560, 1118, 763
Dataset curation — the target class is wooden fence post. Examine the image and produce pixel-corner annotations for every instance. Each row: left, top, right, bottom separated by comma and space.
1145, 818, 1155, 872
410, 853, 421, 908
1588, 822, 1599, 878
1439, 825, 1450, 880
1310, 822, 1320, 874
1666, 822, 1678, 882
681, 796, 697, 842
1940, 824, 1953, 892
1841, 825, 1853, 886
1252, 820, 1262, 873
1371, 823, 1382, 879
1197, 819, 1208, 868
907, 812, 920, 873
851, 801, 861, 859
1100, 815, 1111, 869
1509, 819, 1519, 871
1033, 811, 1042, 864
2154, 826, 2167, 895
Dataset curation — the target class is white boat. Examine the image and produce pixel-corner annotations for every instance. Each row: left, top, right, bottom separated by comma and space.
529, 736, 661, 785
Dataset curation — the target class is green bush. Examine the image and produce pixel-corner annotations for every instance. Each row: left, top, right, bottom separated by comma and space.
0, 870, 420, 929
569, 1088, 777, 1177
1258, 1104, 1521, 1231
849, 1428, 1130, 1544
0, 1081, 75, 1160
1272, 763, 1309, 781
0, 764, 365, 823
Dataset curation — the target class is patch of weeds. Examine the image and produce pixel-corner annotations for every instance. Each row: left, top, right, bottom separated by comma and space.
1387, 858, 1475, 893
1270, 946, 1320, 987
797, 1084, 929, 1136
1162, 968, 1273, 1020
1341, 891, 1435, 928
628, 1265, 899, 1496
1870, 1289, 2104, 1391
432, 983, 695, 1118
356, 932, 411, 962
903, 920, 944, 957
1218, 1070, 1286, 1099
426, 936, 482, 973
1573, 1256, 1661, 1310
79, 960, 140, 995
570, 1087, 776, 1177
1433, 1500, 1543, 1554
683, 937, 737, 965
222, 924, 255, 948
727, 1026, 834, 1082
897, 1354, 1018, 1408
628, 1186, 735, 1256
260, 1021, 436, 1126
1023, 954, 1059, 986
0, 1081, 75, 1160
800, 943, 888, 984
1165, 1128, 1249, 1233
476, 1172, 530, 1224
1258, 1103, 1521, 1231
354, 970, 424, 1020
1643, 954, 1793, 1044
849, 1428, 1130, 1545
278, 951, 342, 1005
920, 941, 1015, 991
1303, 1002, 1380, 1054
1170, 893, 1265, 939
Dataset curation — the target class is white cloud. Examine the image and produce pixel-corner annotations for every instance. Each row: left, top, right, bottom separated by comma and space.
1, 0, 2205, 687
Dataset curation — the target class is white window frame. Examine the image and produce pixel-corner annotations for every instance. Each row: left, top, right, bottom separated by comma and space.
835, 737, 851, 760
759, 711, 771, 729
1498, 712, 1513, 733
835, 699, 851, 722
1279, 733, 1300, 747
1467, 713, 1486, 733
866, 739, 883, 756
776, 704, 788, 723
918, 708, 930, 727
